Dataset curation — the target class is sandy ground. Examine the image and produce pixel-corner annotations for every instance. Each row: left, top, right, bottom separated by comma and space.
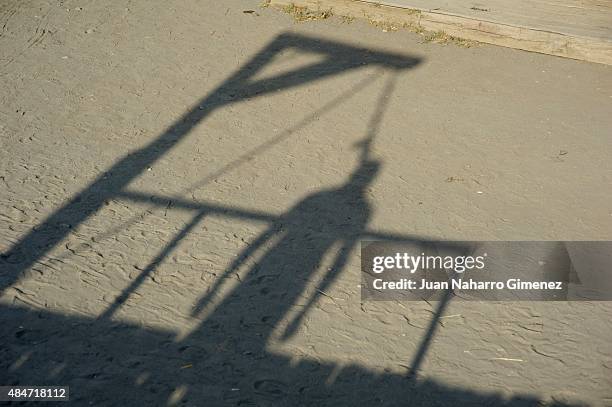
1, 0, 611, 405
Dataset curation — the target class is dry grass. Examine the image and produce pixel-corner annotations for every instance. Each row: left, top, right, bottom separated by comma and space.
368, 20, 399, 32
421, 30, 477, 47
367, 16, 476, 47
278, 3, 333, 22
268, 2, 477, 47
339, 15, 355, 24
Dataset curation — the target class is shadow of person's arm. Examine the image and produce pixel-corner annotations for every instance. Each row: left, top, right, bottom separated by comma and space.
191, 224, 282, 317
280, 237, 356, 341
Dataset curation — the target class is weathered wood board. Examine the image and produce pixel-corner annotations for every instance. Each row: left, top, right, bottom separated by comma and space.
270, 0, 612, 65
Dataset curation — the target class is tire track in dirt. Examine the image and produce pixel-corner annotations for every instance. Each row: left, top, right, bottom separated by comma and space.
0, 1, 52, 72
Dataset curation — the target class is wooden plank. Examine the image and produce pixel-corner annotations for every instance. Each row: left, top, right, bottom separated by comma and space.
374, 0, 612, 40
269, 0, 612, 65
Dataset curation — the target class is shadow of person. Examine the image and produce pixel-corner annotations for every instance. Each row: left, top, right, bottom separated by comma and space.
191, 156, 380, 346
190, 70, 399, 349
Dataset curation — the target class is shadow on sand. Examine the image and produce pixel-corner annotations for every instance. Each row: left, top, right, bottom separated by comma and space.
1, 33, 577, 406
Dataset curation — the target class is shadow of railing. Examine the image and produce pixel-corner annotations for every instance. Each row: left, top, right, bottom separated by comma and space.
1, 304, 575, 406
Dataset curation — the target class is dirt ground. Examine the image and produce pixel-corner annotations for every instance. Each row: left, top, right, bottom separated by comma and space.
1, 0, 611, 405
